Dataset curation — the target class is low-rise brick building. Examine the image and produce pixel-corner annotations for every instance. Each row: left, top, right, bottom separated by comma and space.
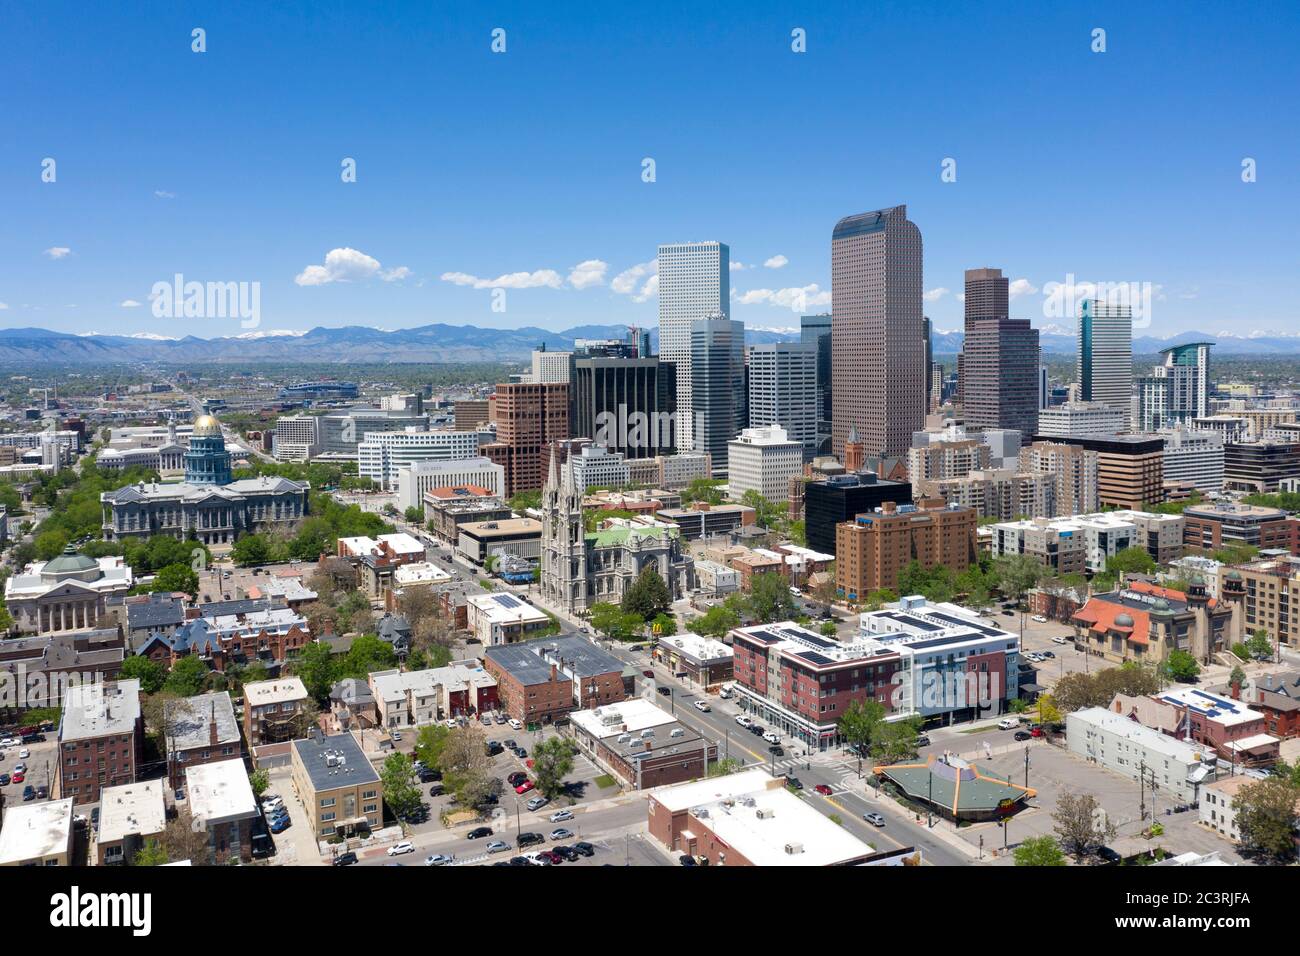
483, 635, 629, 724
57, 678, 143, 806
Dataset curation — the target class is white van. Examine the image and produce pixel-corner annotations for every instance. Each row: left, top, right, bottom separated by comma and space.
997, 717, 1019, 730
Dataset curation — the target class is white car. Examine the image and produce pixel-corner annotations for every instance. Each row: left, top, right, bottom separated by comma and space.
549, 809, 574, 823
509, 718, 523, 730
735, 715, 752, 728
762, 731, 780, 744
424, 854, 453, 866
387, 841, 415, 856
1052, 636, 1069, 645
998, 717, 1019, 730
1031, 615, 1048, 624
693, 700, 711, 713
17, 749, 29, 759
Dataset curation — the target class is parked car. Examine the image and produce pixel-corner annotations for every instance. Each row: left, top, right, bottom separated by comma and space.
679, 854, 697, 867
863, 812, 886, 826
537, 850, 564, 865
1031, 615, 1048, 623
998, 717, 1019, 730
762, 731, 780, 744
0, 774, 9, 786
734, 715, 752, 727
1052, 635, 1069, 645
514, 747, 528, 759
11, 771, 24, 784
552, 844, 579, 862
1042, 651, 1054, 659
517, 832, 545, 848
467, 826, 494, 839
515, 779, 535, 795
391, 732, 402, 742
1095, 846, 1122, 865
387, 841, 415, 857
270, 817, 290, 833
814, 784, 833, 796
572, 841, 595, 857
549, 809, 574, 823
550, 827, 574, 841
785, 777, 804, 790
486, 840, 511, 854
768, 745, 785, 756
507, 771, 529, 787
748, 724, 765, 736
21, 785, 35, 801
1030, 727, 1044, 738
693, 700, 711, 712
642, 670, 654, 678
494, 713, 507, 725
509, 718, 523, 730
1014, 730, 1032, 741
657, 686, 672, 697
17, 748, 29, 759
333, 852, 359, 866
526, 795, 549, 811
914, 734, 931, 748
424, 854, 453, 866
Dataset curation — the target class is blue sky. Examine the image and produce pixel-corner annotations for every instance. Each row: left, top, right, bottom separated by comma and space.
2, 0, 1298, 340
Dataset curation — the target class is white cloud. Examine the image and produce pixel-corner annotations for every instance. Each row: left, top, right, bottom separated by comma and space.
0, 302, 8, 310
295, 247, 410, 286
154, 190, 176, 200
440, 269, 564, 290
730, 261, 748, 272
634, 273, 658, 303
736, 283, 831, 310
1008, 278, 1038, 299
923, 287, 949, 302
763, 254, 789, 270
44, 247, 71, 259
120, 299, 142, 308
567, 259, 608, 289
611, 260, 657, 296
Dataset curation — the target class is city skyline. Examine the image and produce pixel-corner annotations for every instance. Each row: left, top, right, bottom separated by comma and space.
2, 2, 1298, 340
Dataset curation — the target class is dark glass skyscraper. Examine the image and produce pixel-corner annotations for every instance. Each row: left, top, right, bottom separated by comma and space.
961, 267, 1040, 436
801, 313, 833, 452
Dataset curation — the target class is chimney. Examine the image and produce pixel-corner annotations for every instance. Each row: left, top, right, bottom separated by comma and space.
209, 703, 219, 746
549, 664, 558, 682
324, 617, 335, 637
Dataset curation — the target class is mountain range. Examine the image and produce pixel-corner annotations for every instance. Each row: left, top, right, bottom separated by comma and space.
1, 323, 1298, 365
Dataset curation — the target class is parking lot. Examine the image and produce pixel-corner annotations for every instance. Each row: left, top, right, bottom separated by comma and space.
0, 735, 59, 806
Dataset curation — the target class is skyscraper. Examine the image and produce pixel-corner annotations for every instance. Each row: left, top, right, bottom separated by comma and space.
961, 268, 1040, 436
831, 205, 925, 460
801, 312, 833, 451
746, 343, 818, 460
658, 241, 730, 452
1077, 298, 1133, 417
569, 347, 676, 459
1137, 342, 1212, 431
690, 313, 745, 477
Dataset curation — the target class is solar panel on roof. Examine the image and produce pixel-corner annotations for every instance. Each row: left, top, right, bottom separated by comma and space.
797, 651, 835, 666
494, 594, 521, 609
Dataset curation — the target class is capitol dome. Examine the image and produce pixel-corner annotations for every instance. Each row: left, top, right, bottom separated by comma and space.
192, 415, 222, 436
41, 545, 103, 583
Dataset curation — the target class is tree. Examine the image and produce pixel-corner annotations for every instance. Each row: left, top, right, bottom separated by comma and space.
1246, 629, 1274, 661
532, 736, 578, 798
440, 726, 496, 807
1037, 694, 1063, 727
1232, 778, 1300, 862
707, 757, 743, 777
159, 808, 216, 864
862, 588, 898, 611
994, 554, 1044, 606
688, 604, 740, 640
290, 641, 337, 703
414, 724, 451, 771
131, 840, 170, 866
650, 612, 677, 636
120, 656, 167, 694
1161, 649, 1201, 683
589, 602, 644, 642
621, 567, 672, 620
838, 699, 885, 770
1229, 664, 1247, 690
404, 506, 424, 524
820, 620, 837, 637
870, 716, 923, 764
681, 478, 725, 506
339, 633, 398, 680
747, 572, 796, 624
1014, 835, 1067, 867
1052, 792, 1116, 862
381, 752, 422, 821
163, 655, 210, 697
1106, 546, 1157, 577
249, 768, 270, 798
230, 533, 272, 566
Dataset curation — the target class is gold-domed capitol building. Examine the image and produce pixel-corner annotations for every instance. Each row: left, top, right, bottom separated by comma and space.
100, 413, 310, 546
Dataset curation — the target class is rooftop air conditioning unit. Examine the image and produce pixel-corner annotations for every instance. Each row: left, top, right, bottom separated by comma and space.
784, 842, 804, 855
756, 808, 775, 820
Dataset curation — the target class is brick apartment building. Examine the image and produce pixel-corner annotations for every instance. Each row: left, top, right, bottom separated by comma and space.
483, 636, 629, 724
242, 676, 310, 746
834, 498, 977, 600
164, 691, 242, 790
481, 382, 570, 497
1183, 502, 1300, 555
57, 678, 143, 806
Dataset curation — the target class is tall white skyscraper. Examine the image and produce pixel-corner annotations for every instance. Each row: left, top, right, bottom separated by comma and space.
1077, 298, 1133, 418
529, 349, 572, 384
747, 343, 818, 460
658, 241, 730, 450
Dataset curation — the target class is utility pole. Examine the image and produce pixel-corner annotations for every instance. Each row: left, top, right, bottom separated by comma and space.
1024, 746, 1030, 789
1139, 758, 1146, 821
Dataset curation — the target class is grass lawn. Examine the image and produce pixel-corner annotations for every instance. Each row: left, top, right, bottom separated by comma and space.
593, 774, 617, 789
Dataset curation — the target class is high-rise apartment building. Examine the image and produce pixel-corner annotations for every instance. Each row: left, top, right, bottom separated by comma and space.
727, 425, 804, 502
1137, 342, 1212, 432
356, 429, 482, 489
480, 382, 569, 497
658, 242, 730, 451
746, 343, 818, 459
273, 415, 321, 462
1160, 428, 1224, 495
529, 348, 572, 384
1077, 298, 1133, 416
831, 206, 925, 460
690, 314, 745, 477
961, 268, 1040, 435
835, 500, 977, 599
1019, 440, 1101, 515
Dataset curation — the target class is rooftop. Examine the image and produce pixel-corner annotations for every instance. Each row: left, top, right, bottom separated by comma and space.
1070, 706, 1210, 763
485, 635, 625, 685
570, 699, 679, 741
874, 754, 1036, 815
0, 798, 73, 865
658, 632, 733, 663
292, 731, 381, 792
1156, 687, 1266, 728
244, 677, 309, 708
61, 679, 141, 741
163, 692, 241, 752
98, 781, 167, 845
458, 517, 542, 537
185, 758, 259, 825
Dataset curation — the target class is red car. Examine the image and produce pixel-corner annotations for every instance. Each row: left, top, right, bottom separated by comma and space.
1030, 727, 1044, 738
11, 771, 24, 784
537, 850, 564, 865
642, 670, 654, 679
813, 783, 833, 796
515, 779, 535, 794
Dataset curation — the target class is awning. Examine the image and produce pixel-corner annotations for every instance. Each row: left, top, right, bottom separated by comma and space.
1228, 734, 1279, 753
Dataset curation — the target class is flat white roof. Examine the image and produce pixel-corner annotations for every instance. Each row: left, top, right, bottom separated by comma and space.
394, 562, 452, 586
0, 798, 73, 864
1157, 687, 1265, 728
378, 532, 424, 555
652, 768, 778, 813
690, 780, 875, 866
1068, 707, 1206, 763
186, 758, 258, 825
98, 781, 167, 845
571, 699, 678, 740
659, 632, 733, 663
244, 677, 308, 707
1228, 733, 1280, 753
61, 679, 141, 741
467, 591, 550, 624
